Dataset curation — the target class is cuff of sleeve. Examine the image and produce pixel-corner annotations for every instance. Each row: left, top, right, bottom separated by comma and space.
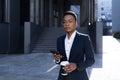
76, 63, 84, 71
54, 59, 60, 64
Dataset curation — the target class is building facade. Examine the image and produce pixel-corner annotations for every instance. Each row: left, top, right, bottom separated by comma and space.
0, 0, 96, 53
112, 0, 120, 32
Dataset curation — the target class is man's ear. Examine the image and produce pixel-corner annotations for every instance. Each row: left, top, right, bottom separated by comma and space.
76, 21, 78, 27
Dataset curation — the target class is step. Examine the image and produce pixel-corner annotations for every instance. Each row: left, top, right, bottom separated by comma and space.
31, 27, 88, 53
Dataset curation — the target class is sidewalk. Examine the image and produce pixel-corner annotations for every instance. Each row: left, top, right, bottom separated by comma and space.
0, 36, 120, 80
90, 36, 120, 80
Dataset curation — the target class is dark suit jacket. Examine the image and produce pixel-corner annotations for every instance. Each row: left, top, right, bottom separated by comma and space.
57, 32, 95, 80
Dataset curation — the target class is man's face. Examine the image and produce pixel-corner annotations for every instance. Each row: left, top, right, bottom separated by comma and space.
63, 14, 78, 33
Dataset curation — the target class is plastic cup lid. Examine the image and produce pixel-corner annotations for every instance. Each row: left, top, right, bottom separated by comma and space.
60, 61, 69, 66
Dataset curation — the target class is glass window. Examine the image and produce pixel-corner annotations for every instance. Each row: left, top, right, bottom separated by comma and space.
0, 0, 4, 22
35, 0, 40, 25
30, 0, 35, 23
30, 0, 40, 25
0, 0, 10, 23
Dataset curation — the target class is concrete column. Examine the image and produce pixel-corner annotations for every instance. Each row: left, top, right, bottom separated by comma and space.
88, 0, 91, 25
96, 22, 103, 54
40, 0, 44, 27
49, 0, 53, 27
113, 0, 120, 32
92, 0, 95, 23
92, 0, 94, 23
24, 22, 31, 53
80, 0, 89, 26
58, 0, 64, 27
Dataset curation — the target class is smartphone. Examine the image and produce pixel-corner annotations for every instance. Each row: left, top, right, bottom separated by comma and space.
50, 50, 59, 54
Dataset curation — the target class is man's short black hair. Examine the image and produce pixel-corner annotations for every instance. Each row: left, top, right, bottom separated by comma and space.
63, 10, 77, 20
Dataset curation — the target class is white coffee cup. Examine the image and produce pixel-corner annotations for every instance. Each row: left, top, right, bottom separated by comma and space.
60, 61, 69, 76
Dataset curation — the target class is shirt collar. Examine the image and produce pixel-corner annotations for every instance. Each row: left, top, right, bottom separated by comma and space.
66, 30, 77, 40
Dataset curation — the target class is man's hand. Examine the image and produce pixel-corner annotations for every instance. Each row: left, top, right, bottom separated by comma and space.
63, 63, 77, 73
53, 54, 63, 62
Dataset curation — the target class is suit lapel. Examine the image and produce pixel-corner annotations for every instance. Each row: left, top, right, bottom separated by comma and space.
61, 35, 67, 59
69, 33, 78, 61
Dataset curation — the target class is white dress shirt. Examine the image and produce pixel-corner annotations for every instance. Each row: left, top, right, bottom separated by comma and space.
65, 30, 76, 60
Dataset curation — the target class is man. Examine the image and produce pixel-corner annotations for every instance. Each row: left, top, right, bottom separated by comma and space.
53, 10, 95, 80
